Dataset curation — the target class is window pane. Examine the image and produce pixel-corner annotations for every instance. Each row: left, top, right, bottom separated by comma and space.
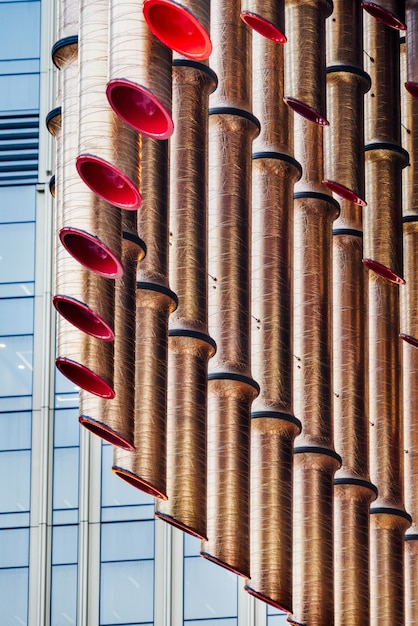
0, 186, 36, 223
184, 557, 238, 621
100, 560, 154, 625
0, 297, 33, 335
0, 335, 33, 397
0, 411, 31, 450
0, 527, 29, 567
55, 368, 80, 397
0, 282, 34, 298
0, 2, 40, 61
0, 567, 28, 625
101, 444, 154, 509
0, 395, 31, 413
184, 534, 200, 557
267, 615, 289, 626
50, 564, 77, 626
53, 447, 79, 512
0, 450, 30, 513
54, 408, 80, 448
0, 73, 39, 112
0, 222, 35, 283
101, 521, 154, 562
185, 621, 237, 626
52, 525, 78, 565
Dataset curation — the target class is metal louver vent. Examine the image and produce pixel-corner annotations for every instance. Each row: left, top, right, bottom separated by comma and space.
0, 111, 39, 185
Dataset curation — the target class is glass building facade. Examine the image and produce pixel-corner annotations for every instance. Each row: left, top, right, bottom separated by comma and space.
0, 1, 288, 624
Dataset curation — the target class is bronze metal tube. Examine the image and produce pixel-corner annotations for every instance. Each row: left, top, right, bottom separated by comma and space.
142, 0, 212, 60
76, 0, 141, 210
155, 60, 217, 539
107, 0, 174, 139
361, 0, 406, 30
51, 0, 78, 70
405, 0, 418, 98
240, 0, 286, 43
113, 136, 177, 499
283, 0, 333, 126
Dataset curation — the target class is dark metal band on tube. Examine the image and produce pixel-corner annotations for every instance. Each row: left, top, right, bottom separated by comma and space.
155, 60, 216, 539
240, 0, 286, 43
107, 0, 174, 139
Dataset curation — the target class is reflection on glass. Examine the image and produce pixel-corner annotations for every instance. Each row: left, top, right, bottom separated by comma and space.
0, 450, 30, 513
52, 525, 78, 565
183, 557, 238, 621
100, 560, 154, 625
52, 447, 79, 512
0, 186, 36, 224
0, 527, 29, 567
101, 521, 154, 563
0, 297, 34, 335
0, 223, 35, 283
0, 411, 31, 451
0, 335, 33, 397
54, 408, 80, 448
50, 564, 77, 626
0, 567, 28, 625
0, 2, 40, 61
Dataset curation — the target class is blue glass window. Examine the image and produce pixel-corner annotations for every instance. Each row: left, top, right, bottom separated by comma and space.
100, 560, 154, 625
0, 450, 30, 515
0, 297, 34, 335
0, 73, 39, 112
0, 566, 28, 625
0, 335, 33, 397
101, 521, 154, 563
54, 408, 80, 448
52, 447, 79, 524
183, 556, 238, 621
52, 525, 78, 565
0, 185, 36, 223
0, 527, 29, 567
0, 411, 31, 450
50, 563, 77, 626
0, 222, 35, 283
267, 615, 289, 626
0, 2, 40, 62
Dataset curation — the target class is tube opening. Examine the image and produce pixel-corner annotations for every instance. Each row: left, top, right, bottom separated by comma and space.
362, 258, 405, 284
200, 551, 249, 578
79, 416, 135, 450
322, 180, 367, 206
283, 97, 329, 126
361, 2, 406, 30
55, 357, 115, 398
154, 511, 208, 540
112, 466, 168, 500
405, 81, 418, 100
106, 80, 174, 139
53, 295, 114, 341
240, 12, 286, 43
143, 0, 212, 60
244, 586, 291, 613
400, 333, 418, 348
76, 155, 142, 210
60, 227, 124, 278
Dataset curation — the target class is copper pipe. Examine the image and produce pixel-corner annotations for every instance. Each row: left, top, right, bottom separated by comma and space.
240, 0, 286, 43
201, 108, 260, 577
79, 226, 146, 450
51, 0, 78, 69
283, 0, 332, 126
403, 343, 418, 625
143, 0, 212, 60
76, 0, 141, 210
113, 136, 177, 499
363, 14, 407, 283
155, 60, 216, 539
323, 0, 370, 205
107, 0, 174, 139
209, 0, 252, 110
361, 0, 406, 30
405, 1, 418, 98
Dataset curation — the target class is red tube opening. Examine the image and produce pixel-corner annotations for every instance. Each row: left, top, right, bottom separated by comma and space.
143, 0, 212, 60
362, 258, 405, 284
53, 295, 114, 341
405, 82, 418, 100
200, 551, 250, 578
154, 511, 208, 540
60, 227, 124, 278
76, 154, 142, 210
361, 2, 406, 30
322, 180, 367, 206
79, 416, 135, 450
55, 357, 115, 398
400, 333, 418, 348
240, 12, 286, 43
244, 586, 291, 613
283, 97, 329, 126
106, 79, 174, 139
112, 466, 168, 500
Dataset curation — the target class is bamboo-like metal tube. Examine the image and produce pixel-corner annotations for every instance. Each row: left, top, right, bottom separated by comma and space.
76, 0, 141, 210
323, 0, 370, 206
404, 343, 418, 626
155, 60, 216, 538
51, 0, 78, 70
79, 225, 146, 449
363, 14, 407, 283
332, 199, 377, 626
368, 272, 411, 626
113, 136, 177, 499
361, 0, 406, 30
240, 0, 286, 43
405, 1, 418, 98
245, 31, 301, 611
106, 0, 173, 139
283, 0, 332, 126
202, 110, 260, 577
143, 0, 212, 60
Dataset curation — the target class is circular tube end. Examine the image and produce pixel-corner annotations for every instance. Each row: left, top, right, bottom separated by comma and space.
240, 12, 286, 43
283, 97, 329, 126
322, 180, 367, 206
55, 357, 115, 398
362, 258, 405, 284
143, 0, 212, 60
405, 81, 418, 100
53, 295, 114, 341
106, 79, 174, 139
154, 511, 207, 540
76, 154, 142, 210
400, 333, 418, 348
244, 586, 291, 613
112, 466, 168, 500
79, 416, 135, 450
59, 227, 124, 279
361, 2, 406, 30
